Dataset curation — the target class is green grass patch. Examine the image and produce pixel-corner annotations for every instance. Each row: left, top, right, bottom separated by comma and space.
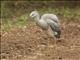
1, 7, 80, 31
1, 14, 28, 31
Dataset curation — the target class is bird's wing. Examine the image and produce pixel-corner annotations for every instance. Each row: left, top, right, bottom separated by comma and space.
47, 20, 61, 38
41, 14, 59, 24
47, 20, 59, 31
41, 14, 61, 38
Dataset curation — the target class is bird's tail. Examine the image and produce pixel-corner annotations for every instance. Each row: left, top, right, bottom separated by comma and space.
50, 25, 61, 38
54, 29, 61, 38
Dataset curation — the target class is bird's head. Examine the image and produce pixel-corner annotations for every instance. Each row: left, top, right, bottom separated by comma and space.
30, 11, 39, 18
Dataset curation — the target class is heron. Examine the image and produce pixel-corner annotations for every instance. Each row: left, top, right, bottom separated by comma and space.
30, 11, 61, 38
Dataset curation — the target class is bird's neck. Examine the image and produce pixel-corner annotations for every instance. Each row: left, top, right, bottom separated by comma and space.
34, 15, 41, 23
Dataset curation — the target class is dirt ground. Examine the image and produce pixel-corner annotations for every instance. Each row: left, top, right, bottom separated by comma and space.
1, 20, 80, 60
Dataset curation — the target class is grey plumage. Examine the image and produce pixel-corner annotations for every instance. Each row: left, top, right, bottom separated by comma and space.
30, 11, 61, 38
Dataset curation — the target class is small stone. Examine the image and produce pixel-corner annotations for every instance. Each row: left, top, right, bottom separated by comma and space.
59, 57, 62, 59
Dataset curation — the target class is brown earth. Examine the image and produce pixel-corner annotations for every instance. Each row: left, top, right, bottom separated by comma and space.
1, 20, 80, 60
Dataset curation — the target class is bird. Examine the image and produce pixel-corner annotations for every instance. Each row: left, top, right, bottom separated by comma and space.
30, 10, 61, 38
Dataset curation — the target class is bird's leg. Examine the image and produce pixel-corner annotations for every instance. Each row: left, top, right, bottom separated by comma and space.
47, 27, 54, 38
42, 30, 49, 39
47, 27, 60, 44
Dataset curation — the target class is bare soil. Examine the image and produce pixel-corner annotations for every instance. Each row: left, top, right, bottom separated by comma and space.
1, 20, 80, 60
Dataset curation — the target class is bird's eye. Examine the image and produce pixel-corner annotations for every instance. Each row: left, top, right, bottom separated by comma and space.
32, 14, 34, 16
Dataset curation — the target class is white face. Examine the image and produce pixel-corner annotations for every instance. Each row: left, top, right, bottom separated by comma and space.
30, 11, 38, 18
